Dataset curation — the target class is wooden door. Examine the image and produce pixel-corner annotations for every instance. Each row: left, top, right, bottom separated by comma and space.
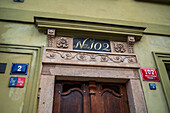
53, 81, 129, 113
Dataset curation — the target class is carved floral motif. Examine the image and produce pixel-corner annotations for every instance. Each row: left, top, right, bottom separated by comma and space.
76, 53, 87, 61
114, 43, 126, 53
56, 37, 68, 48
45, 49, 137, 64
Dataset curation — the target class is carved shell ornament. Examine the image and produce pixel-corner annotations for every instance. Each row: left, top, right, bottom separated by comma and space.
56, 37, 68, 48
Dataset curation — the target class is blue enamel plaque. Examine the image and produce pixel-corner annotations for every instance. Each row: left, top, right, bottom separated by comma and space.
14, 0, 24, 2
10, 63, 29, 75
149, 83, 156, 90
73, 37, 111, 52
9, 77, 18, 87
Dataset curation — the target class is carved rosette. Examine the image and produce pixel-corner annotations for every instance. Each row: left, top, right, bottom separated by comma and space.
113, 42, 126, 53
127, 36, 135, 53
56, 37, 68, 48
47, 29, 55, 47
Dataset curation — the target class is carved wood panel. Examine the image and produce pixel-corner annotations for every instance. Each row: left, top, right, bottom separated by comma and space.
53, 81, 129, 113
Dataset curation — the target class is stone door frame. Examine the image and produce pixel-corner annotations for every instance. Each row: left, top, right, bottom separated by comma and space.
37, 28, 147, 113
38, 64, 147, 113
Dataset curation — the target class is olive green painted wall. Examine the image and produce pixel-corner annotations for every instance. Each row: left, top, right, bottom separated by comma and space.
0, 0, 170, 35
0, 53, 31, 113
0, 21, 170, 113
0, 21, 45, 113
0, 21, 46, 46
135, 35, 170, 113
0, 0, 170, 25
0, 0, 170, 112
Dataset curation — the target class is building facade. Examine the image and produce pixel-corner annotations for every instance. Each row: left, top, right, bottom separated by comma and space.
0, 0, 170, 113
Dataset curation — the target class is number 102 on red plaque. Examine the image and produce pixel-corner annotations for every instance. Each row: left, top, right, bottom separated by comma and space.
140, 68, 160, 81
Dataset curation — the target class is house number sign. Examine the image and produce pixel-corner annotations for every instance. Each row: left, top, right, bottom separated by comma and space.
141, 68, 160, 81
73, 37, 111, 52
10, 63, 29, 75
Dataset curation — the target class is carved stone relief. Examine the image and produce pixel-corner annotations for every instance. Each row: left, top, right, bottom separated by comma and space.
127, 36, 135, 53
47, 29, 71, 48
44, 48, 139, 68
113, 42, 126, 53
47, 29, 55, 47
46, 29, 136, 55
56, 37, 68, 48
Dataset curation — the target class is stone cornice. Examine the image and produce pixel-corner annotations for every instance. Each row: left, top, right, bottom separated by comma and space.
34, 16, 146, 41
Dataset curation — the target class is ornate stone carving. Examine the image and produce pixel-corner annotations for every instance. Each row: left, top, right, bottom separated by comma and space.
56, 37, 68, 48
127, 36, 135, 53
100, 54, 109, 62
47, 29, 55, 47
76, 53, 87, 61
114, 42, 126, 53
45, 49, 138, 65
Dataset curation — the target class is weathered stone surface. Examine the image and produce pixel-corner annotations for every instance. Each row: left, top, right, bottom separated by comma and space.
38, 75, 55, 113
127, 79, 147, 113
43, 48, 139, 68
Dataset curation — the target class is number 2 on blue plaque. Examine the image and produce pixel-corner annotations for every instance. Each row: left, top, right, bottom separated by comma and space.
10, 63, 28, 75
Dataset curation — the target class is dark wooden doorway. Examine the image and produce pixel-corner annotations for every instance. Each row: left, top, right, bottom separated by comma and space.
53, 81, 130, 113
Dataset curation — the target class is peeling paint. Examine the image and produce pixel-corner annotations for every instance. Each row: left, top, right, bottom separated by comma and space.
0, 22, 46, 46
9, 88, 25, 101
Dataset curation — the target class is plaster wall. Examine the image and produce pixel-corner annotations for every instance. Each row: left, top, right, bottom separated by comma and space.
0, 21, 44, 113
0, 21, 46, 46
0, 20, 170, 113
0, 0, 170, 26
135, 35, 170, 113
0, 53, 31, 113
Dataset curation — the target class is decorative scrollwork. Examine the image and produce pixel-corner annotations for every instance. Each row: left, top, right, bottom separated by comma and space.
46, 53, 55, 58
89, 54, 97, 61
128, 57, 136, 63
100, 54, 109, 62
54, 51, 75, 60
46, 49, 138, 65
111, 56, 124, 63
76, 53, 87, 61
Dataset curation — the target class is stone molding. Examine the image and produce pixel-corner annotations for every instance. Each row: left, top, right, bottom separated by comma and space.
127, 36, 135, 53
47, 29, 55, 47
35, 17, 146, 41
43, 48, 139, 68
38, 65, 147, 113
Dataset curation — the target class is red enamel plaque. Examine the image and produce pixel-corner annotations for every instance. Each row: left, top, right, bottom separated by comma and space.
16, 77, 25, 87
141, 68, 160, 81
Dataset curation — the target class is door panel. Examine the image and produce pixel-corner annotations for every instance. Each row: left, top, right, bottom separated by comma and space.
102, 91, 121, 113
53, 81, 129, 113
60, 89, 83, 113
